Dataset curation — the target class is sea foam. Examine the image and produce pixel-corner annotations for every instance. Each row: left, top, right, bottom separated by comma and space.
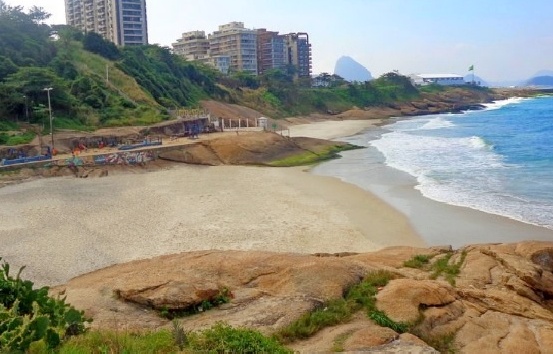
370, 96, 553, 229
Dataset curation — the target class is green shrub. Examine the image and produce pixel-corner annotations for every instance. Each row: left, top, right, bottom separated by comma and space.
0, 258, 90, 352
33, 329, 176, 354
276, 298, 354, 342
403, 254, 432, 269
52, 116, 95, 132
31, 323, 291, 353
369, 310, 409, 333
0, 121, 18, 132
187, 322, 292, 353
275, 270, 397, 343
430, 251, 467, 285
0, 132, 35, 146
410, 328, 457, 353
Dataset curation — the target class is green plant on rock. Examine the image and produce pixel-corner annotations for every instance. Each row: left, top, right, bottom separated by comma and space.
187, 322, 292, 354
369, 310, 409, 333
430, 251, 467, 286
0, 258, 90, 352
171, 319, 187, 350
410, 328, 457, 353
403, 254, 433, 269
275, 270, 398, 343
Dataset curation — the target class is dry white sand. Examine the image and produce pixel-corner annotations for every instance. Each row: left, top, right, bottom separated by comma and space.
0, 120, 424, 287
289, 119, 381, 140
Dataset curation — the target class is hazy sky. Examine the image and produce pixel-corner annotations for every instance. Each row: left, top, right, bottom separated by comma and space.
7, 0, 553, 81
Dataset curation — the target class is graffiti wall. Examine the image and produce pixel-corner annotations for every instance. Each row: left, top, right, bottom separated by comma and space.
93, 151, 156, 165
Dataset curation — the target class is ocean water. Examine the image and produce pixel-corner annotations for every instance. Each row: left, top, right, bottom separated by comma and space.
313, 95, 553, 235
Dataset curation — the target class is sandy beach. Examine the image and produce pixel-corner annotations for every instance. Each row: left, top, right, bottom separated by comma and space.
0, 119, 425, 287
309, 121, 553, 248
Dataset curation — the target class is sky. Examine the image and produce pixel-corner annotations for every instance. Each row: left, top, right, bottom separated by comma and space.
6, 0, 553, 82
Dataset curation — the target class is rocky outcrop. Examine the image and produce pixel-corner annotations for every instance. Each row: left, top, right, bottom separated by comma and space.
52, 241, 553, 353
158, 132, 351, 166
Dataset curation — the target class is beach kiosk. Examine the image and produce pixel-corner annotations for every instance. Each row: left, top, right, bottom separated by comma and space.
257, 117, 268, 131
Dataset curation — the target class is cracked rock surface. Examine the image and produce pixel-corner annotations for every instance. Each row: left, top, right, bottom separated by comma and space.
53, 241, 553, 353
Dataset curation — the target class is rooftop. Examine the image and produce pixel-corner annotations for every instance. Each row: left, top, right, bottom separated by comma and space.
416, 74, 464, 79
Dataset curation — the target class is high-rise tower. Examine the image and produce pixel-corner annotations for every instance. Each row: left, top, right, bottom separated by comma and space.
65, 0, 148, 46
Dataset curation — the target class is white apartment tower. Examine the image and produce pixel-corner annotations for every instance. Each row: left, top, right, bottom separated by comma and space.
172, 31, 210, 62
208, 22, 257, 75
65, 0, 148, 46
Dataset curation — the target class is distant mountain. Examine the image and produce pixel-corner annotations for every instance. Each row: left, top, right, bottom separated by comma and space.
464, 74, 488, 87
525, 76, 553, 87
334, 56, 372, 82
533, 70, 553, 77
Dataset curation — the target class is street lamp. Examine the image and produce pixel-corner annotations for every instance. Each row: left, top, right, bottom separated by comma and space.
43, 87, 54, 152
22, 95, 29, 122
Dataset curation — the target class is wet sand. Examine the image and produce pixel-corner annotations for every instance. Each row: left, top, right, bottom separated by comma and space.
306, 123, 553, 248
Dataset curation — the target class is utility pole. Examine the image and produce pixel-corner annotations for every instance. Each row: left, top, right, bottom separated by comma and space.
23, 95, 29, 122
43, 87, 54, 152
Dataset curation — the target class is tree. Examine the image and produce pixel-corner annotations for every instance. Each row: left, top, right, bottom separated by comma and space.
231, 71, 260, 89
0, 55, 17, 81
3, 67, 76, 120
82, 32, 120, 60
28, 5, 51, 23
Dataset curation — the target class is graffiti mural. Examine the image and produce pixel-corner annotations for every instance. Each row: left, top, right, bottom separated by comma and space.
93, 151, 156, 165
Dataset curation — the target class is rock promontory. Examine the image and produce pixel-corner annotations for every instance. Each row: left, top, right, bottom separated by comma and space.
52, 241, 553, 353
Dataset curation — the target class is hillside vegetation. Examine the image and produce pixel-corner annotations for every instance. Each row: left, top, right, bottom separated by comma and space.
0, 2, 493, 145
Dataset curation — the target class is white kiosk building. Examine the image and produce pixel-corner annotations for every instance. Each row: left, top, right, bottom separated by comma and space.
410, 74, 466, 86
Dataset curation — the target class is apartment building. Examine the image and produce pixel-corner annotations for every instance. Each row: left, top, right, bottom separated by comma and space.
170, 23, 312, 78
285, 33, 312, 78
172, 31, 210, 62
256, 29, 287, 75
65, 0, 148, 46
208, 22, 257, 75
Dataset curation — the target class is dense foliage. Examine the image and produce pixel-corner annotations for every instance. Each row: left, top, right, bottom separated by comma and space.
0, 3, 222, 132
117, 45, 225, 107
0, 2, 426, 143
0, 258, 90, 352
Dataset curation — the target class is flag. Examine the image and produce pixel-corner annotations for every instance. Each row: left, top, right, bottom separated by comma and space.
468, 65, 474, 71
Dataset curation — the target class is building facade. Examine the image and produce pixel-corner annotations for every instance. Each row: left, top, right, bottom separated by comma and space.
208, 22, 257, 75
256, 29, 287, 75
410, 74, 466, 86
65, 0, 148, 46
170, 23, 312, 78
172, 31, 210, 62
285, 33, 312, 78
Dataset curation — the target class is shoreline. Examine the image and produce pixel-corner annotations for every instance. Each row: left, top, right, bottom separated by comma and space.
303, 119, 553, 248
4, 114, 550, 288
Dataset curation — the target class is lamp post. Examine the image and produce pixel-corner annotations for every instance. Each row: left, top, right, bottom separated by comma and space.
43, 87, 54, 152
22, 95, 29, 122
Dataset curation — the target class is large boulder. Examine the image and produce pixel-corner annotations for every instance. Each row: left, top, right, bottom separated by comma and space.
51, 241, 553, 352
376, 279, 457, 323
